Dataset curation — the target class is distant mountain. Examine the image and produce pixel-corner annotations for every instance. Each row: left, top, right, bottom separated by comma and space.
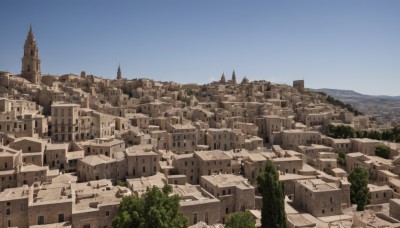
313, 88, 400, 123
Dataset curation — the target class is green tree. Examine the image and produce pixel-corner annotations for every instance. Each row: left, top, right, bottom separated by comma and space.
348, 167, 370, 211
112, 185, 188, 228
375, 144, 390, 159
257, 160, 286, 228
225, 211, 256, 228
337, 151, 346, 167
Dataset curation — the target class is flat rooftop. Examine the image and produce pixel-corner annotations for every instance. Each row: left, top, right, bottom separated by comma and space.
202, 174, 253, 189
297, 179, 340, 192
194, 150, 231, 161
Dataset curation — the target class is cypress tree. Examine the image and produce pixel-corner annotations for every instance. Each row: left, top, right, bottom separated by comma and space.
257, 160, 286, 228
348, 166, 370, 211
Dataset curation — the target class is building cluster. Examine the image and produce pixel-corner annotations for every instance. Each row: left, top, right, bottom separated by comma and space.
1, 27, 400, 228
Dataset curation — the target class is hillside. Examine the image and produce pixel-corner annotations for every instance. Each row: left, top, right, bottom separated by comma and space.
314, 88, 400, 123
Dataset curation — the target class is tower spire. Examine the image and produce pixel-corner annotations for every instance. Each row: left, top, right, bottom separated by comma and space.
21, 25, 41, 84
117, 64, 122, 80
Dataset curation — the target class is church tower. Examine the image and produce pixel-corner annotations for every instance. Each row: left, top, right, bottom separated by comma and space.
21, 25, 41, 84
232, 70, 237, 85
117, 64, 122, 80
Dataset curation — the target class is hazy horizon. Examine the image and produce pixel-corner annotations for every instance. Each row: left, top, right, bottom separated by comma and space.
1, 1, 399, 96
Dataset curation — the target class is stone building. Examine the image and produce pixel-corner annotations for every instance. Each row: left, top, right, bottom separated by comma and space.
125, 145, 160, 178
172, 153, 199, 185
294, 179, 343, 217
281, 130, 322, 150
194, 150, 232, 178
169, 124, 197, 154
9, 137, 47, 167
44, 142, 84, 172
81, 138, 125, 158
0, 178, 131, 228
172, 184, 221, 226
0, 145, 22, 191
200, 174, 255, 223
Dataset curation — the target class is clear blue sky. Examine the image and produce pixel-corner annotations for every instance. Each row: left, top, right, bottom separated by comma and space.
1, 1, 399, 95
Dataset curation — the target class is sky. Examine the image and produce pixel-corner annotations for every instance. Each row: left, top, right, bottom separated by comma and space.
0, 1, 399, 96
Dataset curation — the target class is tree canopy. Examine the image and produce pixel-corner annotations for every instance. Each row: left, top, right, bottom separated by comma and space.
112, 185, 188, 228
375, 144, 390, 159
348, 166, 370, 211
257, 160, 286, 228
327, 124, 355, 139
225, 211, 256, 228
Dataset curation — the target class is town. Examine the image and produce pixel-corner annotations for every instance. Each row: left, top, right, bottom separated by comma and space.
1, 27, 400, 228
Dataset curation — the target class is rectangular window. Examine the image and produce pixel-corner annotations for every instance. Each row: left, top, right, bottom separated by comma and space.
193, 212, 198, 224
106, 211, 110, 216
205, 211, 209, 224
6, 208, 10, 215
38, 216, 44, 225
58, 214, 64, 222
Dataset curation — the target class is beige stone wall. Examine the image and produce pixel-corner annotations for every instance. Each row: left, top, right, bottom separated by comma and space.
172, 155, 199, 184
77, 159, 118, 182
390, 199, 400, 220
72, 204, 118, 228
294, 181, 342, 217
181, 200, 221, 226
126, 153, 159, 178
0, 197, 29, 228
28, 202, 72, 226
369, 187, 393, 204
17, 169, 47, 187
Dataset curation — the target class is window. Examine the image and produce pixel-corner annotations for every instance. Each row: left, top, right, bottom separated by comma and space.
38, 216, 45, 225
322, 210, 325, 214
6, 208, 10, 215
58, 214, 64, 222
193, 212, 198, 224
205, 211, 209, 224
83, 225, 90, 228
106, 211, 110, 216
143, 166, 146, 172
226, 207, 229, 214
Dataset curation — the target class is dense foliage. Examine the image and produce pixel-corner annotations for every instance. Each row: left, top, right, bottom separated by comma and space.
348, 167, 370, 211
375, 144, 390, 159
327, 124, 355, 139
327, 124, 400, 143
225, 211, 256, 228
112, 185, 188, 228
337, 151, 346, 167
382, 126, 400, 142
257, 160, 286, 228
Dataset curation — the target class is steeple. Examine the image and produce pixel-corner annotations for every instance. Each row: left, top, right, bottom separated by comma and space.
117, 64, 122, 80
232, 70, 236, 85
21, 25, 41, 84
220, 72, 226, 83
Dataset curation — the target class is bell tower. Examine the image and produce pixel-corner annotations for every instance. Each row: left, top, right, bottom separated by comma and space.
117, 64, 122, 80
21, 25, 41, 84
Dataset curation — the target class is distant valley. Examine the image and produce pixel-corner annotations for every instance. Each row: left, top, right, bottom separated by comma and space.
314, 88, 400, 124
